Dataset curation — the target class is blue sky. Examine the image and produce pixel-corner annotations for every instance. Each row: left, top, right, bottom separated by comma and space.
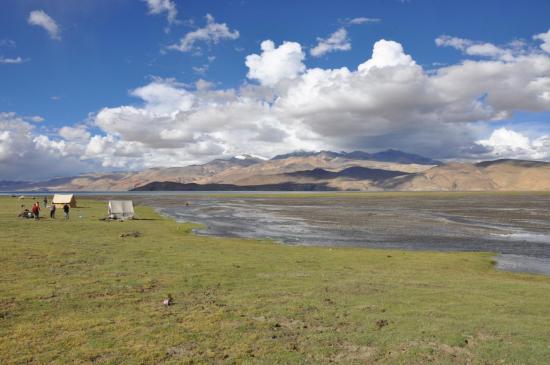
1, 0, 550, 179
2, 0, 549, 126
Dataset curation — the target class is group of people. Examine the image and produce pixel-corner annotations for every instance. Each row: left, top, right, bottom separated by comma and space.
20, 197, 70, 220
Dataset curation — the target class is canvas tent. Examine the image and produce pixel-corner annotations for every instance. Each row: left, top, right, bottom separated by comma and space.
108, 200, 134, 220
52, 194, 77, 208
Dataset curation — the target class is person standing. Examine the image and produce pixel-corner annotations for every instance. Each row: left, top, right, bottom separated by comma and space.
32, 202, 40, 220
43, 196, 48, 208
50, 204, 56, 219
63, 203, 70, 220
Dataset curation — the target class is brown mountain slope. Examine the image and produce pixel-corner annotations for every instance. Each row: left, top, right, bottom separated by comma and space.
42, 156, 263, 191
199, 154, 432, 185
128, 159, 550, 192
44, 154, 433, 191
10, 152, 550, 192
388, 160, 550, 191
481, 160, 550, 190
228, 166, 412, 190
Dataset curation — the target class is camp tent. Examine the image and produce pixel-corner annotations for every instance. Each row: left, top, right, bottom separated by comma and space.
52, 194, 77, 208
108, 200, 134, 220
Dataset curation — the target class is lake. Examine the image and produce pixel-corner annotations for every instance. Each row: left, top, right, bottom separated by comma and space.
128, 192, 550, 275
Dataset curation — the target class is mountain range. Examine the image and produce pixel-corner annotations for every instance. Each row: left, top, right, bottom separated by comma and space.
2, 150, 550, 192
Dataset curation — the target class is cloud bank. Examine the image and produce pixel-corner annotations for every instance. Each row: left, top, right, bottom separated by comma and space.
0, 113, 91, 180
3, 30, 550, 180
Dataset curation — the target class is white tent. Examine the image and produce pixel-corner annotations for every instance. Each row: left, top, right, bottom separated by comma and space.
52, 194, 77, 208
108, 200, 134, 220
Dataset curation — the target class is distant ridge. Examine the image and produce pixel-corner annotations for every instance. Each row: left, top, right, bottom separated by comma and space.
271, 150, 322, 160
131, 181, 336, 191
368, 149, 441, 165
185, 155, 263, 169
5, 151, 550, 192
288, 166, 410, 181
271, 149, 441, 165
475, 159, 550, 168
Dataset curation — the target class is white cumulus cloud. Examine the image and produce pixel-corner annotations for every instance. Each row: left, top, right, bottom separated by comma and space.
310, 28, 351, 57
534, 29, 550, 53
59, 125, 90, 141
435, 35, 517, 61
0, 113, 90, 180
130, 78, 194, 115
477, 128, 550, 160
358, 39, 415, 72
168, 14, 239, 52
28, 10, 61, 40
143, 0, 178, 25
245, 40, 306, 86
86, 35, 550, 167
4, 30, 550, 179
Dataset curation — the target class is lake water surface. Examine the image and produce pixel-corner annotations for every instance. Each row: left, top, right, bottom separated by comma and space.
130, 192, 550, 275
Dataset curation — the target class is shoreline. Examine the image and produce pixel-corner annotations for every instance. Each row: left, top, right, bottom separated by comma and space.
8, 192, 550, 275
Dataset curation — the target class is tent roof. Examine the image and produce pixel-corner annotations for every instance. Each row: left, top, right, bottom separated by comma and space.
52, 194, 75, 203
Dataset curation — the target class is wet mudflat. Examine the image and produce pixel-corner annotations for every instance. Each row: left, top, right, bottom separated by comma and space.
134, 192, 550, 274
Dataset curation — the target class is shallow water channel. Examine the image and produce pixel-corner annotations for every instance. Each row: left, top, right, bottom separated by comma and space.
134, 193, 550, 275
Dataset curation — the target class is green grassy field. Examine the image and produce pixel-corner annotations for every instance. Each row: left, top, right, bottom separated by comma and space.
1, 197, 550, 364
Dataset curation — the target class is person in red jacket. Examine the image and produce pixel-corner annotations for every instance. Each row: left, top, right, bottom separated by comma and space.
31, 202, 40, 220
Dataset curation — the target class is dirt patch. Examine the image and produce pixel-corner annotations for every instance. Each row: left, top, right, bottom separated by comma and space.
331, 343, 377, 363
120, 231, 141, 238
375, 319, 388, 329
252, 315, 306, 330
389, 340, 473, 364
165, 343, 199, 359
